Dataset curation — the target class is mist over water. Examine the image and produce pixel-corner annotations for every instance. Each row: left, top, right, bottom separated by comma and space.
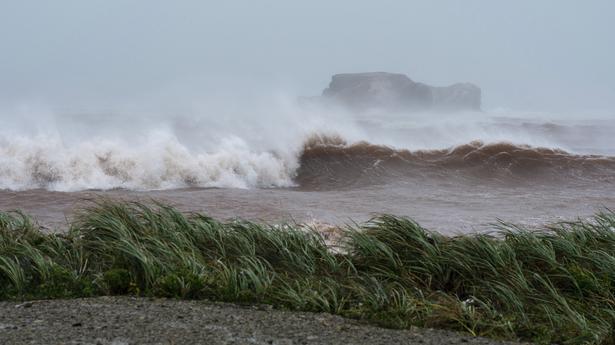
1, 96, 614, 191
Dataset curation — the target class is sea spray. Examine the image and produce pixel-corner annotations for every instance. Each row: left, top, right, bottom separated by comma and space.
1, 100, 613, 191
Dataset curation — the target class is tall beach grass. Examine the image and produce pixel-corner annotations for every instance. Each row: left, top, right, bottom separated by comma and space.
1, 200, 615, 344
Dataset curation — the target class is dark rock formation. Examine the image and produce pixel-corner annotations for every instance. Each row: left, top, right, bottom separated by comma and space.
322, 72, 481, 112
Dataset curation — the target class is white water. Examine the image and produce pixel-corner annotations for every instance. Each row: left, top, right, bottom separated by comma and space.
1, 99, 613, 191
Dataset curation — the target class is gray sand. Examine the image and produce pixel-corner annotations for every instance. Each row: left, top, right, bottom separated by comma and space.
0, 297, 525, 345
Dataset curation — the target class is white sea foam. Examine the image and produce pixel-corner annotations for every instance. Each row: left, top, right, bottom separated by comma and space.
0, 133, 299, 191
0, 98, 362, 191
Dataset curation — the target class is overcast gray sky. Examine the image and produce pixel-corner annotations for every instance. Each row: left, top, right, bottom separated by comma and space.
1, 0, 613, 111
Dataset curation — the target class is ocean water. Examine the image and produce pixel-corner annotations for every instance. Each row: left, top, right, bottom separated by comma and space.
1, 101, 613, 233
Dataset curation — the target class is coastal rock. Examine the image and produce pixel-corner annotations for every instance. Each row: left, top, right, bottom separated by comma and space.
322, 72, 481, 112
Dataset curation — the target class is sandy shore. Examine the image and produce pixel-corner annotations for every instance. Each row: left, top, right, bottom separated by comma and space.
0, 297, 525, 345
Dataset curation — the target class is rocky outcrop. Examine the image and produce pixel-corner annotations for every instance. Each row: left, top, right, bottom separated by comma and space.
322, 72, 481, 112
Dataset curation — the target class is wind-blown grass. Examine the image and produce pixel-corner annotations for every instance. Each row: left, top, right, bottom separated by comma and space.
1, 200, 615, 344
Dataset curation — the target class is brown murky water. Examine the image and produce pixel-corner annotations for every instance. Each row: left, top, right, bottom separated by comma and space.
2, 179, 613, 234
1, 113, 614, 233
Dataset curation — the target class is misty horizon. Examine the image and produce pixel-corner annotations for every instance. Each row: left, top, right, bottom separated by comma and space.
1, 0, 614, 112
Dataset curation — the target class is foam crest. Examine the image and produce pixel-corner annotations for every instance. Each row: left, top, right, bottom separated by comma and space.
0, 132, 297, 191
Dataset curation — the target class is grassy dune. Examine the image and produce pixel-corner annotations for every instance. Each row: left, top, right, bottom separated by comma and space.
1, 201, 615, 344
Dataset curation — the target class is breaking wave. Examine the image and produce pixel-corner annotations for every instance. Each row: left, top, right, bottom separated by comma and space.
0, 134, 298, 191
1, 131, 614, 191
1, 104, 614, 192
296, 135, 615, 189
